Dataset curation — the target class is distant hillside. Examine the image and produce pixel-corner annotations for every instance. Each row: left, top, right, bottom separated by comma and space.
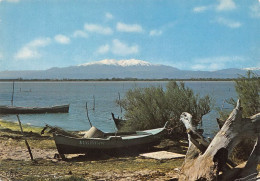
0, 59, 259, 79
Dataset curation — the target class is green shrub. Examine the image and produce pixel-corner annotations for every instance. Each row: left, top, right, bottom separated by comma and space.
165, 81, 211, 132
218, 71, 259, 120
233, 71, 259, 161
117, 81, 211, 133
234, 71, 260, 116
218, 71, 260, 162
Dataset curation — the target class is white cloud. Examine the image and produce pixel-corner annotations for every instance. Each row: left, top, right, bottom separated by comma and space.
54, 34, 70, 44
193, 0, 236, 14
216, 0, 236, 11
193, 6, 209, 13
192, 63, 225, 71
215, 17, 241, 28
0, 0, 20, 3
73, 30, 88, 38
0, 52, 3, 60
250, 3, 260, 19
191, 64, 207, 70
191, 56, 245, 71
149, 29, 162, 36
105, 12, 113, 20
111, 39, 139, 56
195, 56, 244, 63
15, 47, 40, 60
96, 39, 139, 56
96, 44, 110, 54
84, 24, 113, 35
15, 37, 51, 60
116, 22, 143, 33
27, 38, 51, 47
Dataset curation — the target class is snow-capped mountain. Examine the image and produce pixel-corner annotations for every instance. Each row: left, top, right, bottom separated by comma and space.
0, 59, 259, 79
243, 67, 260, 71
80, 59, 154, 67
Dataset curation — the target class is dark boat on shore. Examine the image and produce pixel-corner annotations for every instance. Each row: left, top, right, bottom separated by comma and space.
53, 122, 168, 156
0, 104, 69, 114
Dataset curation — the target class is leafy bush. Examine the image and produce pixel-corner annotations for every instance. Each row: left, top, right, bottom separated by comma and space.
165, 81, 211, 132
218, 71, 260, 161
234, 71, 260, 116
117, 81, 211, 133
233, 71, 259, 161
218, 71, 259, 120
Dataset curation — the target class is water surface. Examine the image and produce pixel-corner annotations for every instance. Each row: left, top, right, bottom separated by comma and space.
0, 81, 236, 137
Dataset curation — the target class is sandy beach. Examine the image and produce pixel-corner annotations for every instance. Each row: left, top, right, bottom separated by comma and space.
0, 121, 183, 180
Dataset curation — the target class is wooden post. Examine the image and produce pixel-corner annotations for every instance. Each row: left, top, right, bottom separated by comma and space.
11, 81, 15, 106
16, 115, 34, 161
86, 102, 92, 127
118, 92, 122, 114
93, 95, 95, 111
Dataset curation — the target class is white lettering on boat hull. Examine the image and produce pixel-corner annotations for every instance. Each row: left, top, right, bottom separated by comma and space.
79, 140, 105, 146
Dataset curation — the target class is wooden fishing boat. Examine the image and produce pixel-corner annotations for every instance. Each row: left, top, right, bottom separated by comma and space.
53, 122, 168, 156
0, 104, 69, 114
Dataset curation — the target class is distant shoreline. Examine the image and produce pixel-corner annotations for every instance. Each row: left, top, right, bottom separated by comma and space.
0, 78, 238, 82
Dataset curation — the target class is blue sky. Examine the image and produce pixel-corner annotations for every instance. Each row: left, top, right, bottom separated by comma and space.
0, 0, 259, 71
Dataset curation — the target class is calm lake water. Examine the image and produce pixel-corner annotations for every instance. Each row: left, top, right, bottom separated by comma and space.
0, 81, 236, 137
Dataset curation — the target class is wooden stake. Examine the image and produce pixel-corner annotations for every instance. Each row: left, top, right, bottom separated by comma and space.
86, 102, 92, 127
118, 92, 122, 114
11, 81, 15, 106
16, 115, 34, 161
93, 95, 95, 111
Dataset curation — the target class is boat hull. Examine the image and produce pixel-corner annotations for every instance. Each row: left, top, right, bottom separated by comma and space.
53, 127, 166, 155
55, 141, 161, 154
0, 104, 69, 114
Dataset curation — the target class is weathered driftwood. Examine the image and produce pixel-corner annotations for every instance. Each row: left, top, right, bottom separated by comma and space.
216, 118, 225, 129
41, 124, 81, 138
179, 100, 260, 181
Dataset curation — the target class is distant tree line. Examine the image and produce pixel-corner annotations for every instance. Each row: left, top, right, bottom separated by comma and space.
0, 77, 253, 82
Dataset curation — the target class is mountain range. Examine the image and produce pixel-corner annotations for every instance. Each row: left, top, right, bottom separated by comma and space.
0, 59, 259, 79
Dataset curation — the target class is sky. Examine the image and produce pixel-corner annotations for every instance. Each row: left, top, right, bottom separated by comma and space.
0, 0, 259, 71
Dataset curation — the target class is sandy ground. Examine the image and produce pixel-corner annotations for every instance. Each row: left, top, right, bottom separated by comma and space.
0, 128, 258, 180
0, 139, 57, 161
0, 138, 180, 180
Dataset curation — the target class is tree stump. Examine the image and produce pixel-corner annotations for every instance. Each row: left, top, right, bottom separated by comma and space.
179, 100, 260, 181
